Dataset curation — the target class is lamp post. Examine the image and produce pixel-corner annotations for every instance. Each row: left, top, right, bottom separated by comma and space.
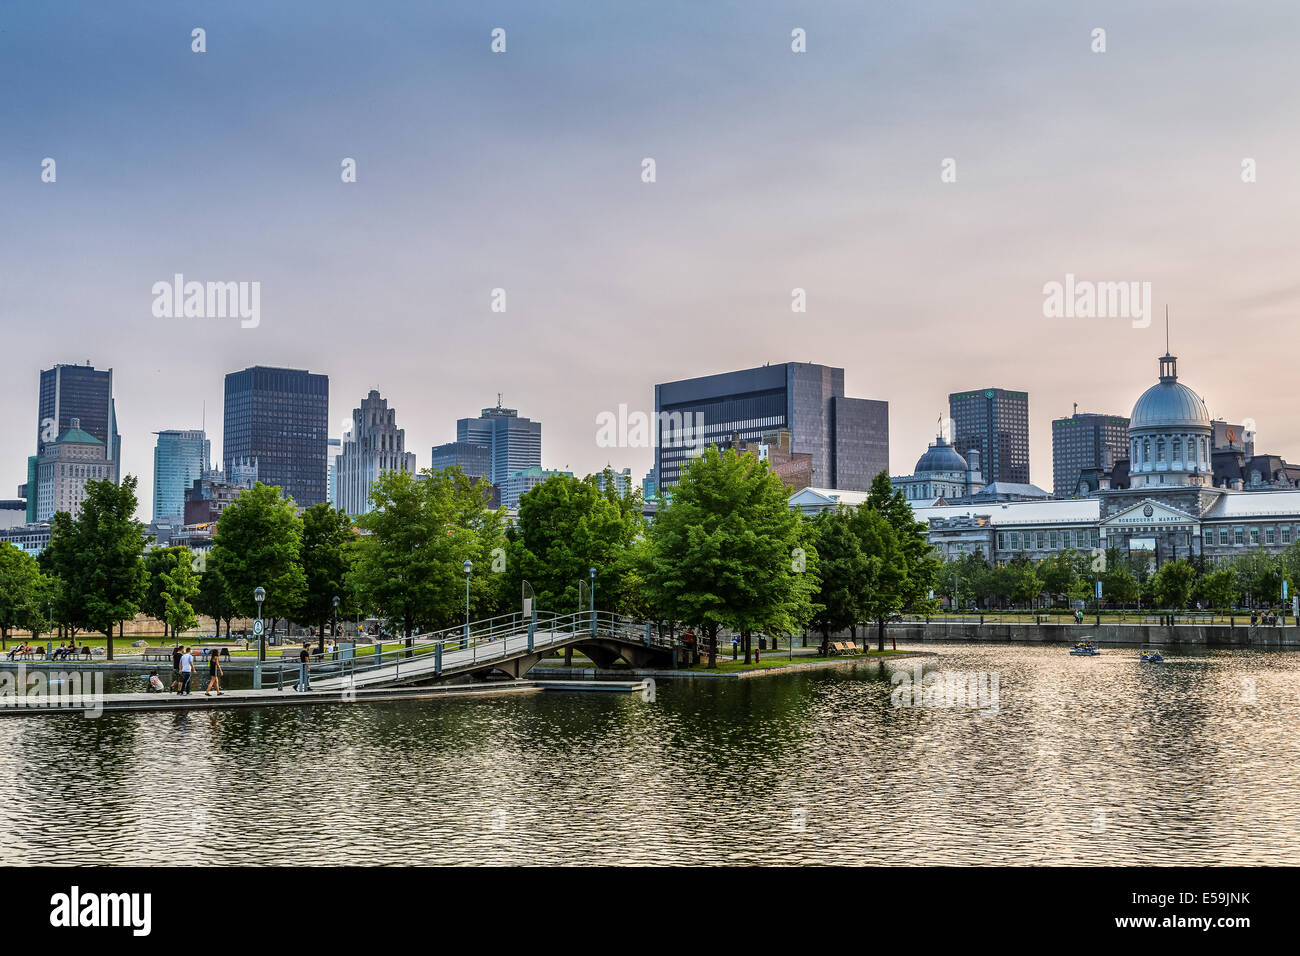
589, 566, 597, 636
463, 560, 473, 648
253, 586, 266, 690
331, 595, 340, 655
254, 586, 266, 660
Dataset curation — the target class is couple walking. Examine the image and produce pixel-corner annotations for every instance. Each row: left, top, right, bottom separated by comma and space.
171, 645, 224, 696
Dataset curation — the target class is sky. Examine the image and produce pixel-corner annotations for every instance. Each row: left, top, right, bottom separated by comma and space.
4, 0, 1300, 517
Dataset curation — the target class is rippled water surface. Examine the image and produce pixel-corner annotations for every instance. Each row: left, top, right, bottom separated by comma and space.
2, 642, 1299, 865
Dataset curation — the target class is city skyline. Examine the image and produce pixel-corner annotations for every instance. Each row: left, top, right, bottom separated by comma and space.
5, 2, 1300, 513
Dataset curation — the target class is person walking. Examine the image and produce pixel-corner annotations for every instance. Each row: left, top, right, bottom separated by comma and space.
171, 644, 183, 692
205, 647, 224, 696
177, 646, 195, 695
294, 643, 311, 692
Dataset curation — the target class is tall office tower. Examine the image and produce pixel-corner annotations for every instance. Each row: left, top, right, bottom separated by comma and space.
430, 441, 493, 483
949, 387, 1031, 485
36, 363, 121, 483
152, 429, 211, 520
336, 390, 417, 516
223, 366, 329, 507
328, 437, 341, 507
1051, 411, 1130, 498
653, 362, 889, 491
450, 398, 542, 486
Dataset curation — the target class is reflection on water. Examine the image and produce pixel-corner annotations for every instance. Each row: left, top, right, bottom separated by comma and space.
1, 643, 1298, 865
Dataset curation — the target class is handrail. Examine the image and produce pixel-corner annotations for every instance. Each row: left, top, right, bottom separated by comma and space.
298, 609, 675, 690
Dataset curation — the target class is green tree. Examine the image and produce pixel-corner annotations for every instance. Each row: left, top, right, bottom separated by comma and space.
1037, 550, 1079, 606
299, 503, 358, 651
1195, 565, 1237, 611
159, 549, 200, 637
503, 472, 642, 617
854, 472, 939, 649
0, 543, 44, 649
810, 508, 869, 649
853, 507, 905, 651
642, 447, 817, 667
1151, 558, 1197, 610
206, 482, 307, 653
352, 467, 502, 649
76, 477, 149, 660
143, 546, 192, 638
195, 563, 237, 640
39, 511, 87, 639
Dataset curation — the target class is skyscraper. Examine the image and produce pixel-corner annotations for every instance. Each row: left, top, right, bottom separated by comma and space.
152, 429, 211, 520
336, 390, 417, 516
36, 363, 121, 483
653, 362, 888, 490
448, 399, 541, 486
223, 366, 329, 507
1051, 411, 1129, 498
430, 441, 493, 483
949, 388, 1031, 485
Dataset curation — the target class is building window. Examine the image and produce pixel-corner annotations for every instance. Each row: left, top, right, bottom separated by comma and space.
1172, 438, 1181, 461
1250, 527, 1260, 546
997, 533, 1007, 550
1234, 528, 1244, 546
1204, 530, 1213, 546
1063, 530, 1073, 548
1284, 527, 1293, 545
1010, 533, 1021, 550
1266, 527, 1276, 546
1049, 531, 1059, 549
1156, 439, 1165, 462
1219, 529, 1229, 545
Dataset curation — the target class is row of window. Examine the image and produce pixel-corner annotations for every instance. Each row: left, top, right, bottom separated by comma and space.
1132, 435, 1209, 467
1204, 526, 1294, 547
996, 529, 1100, 552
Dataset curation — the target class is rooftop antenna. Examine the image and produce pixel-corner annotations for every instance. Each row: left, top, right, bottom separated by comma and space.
1165, 306, 1170, 353
1073, 402, 1078, 417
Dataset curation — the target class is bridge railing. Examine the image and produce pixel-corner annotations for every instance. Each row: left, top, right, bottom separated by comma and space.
257, 610, 678, 689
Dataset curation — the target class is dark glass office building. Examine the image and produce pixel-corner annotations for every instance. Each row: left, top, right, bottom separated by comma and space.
36, 364, 121, 483
1052, 411, 1130, 498
223, 366, 329, 507
949, 387, 1031, 485
654, 362, 889, 490
430, 441, 493, 483
451, 402, 542, 486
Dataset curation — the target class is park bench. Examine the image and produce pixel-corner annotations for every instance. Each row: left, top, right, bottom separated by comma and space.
142, 647, 175, 663
48, 647, 92, 662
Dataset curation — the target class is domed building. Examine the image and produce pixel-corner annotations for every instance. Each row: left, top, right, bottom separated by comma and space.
1126, 353, 1213, 488
891, 435, 985, 504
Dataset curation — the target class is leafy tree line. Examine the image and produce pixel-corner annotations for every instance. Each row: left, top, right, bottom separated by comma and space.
940, 544, 1300, 613
13, 455, 944, 669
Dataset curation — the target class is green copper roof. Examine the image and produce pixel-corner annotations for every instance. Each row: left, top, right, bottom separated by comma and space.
56, 425, 102, 445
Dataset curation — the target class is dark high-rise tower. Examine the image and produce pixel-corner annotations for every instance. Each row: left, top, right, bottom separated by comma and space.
448, 399, 542, 487
654, 362, 889, 490
1051, 410, 1130, 498
223, 366, 329, 507
36, 364, 121, 483
948, 387, 1030, 485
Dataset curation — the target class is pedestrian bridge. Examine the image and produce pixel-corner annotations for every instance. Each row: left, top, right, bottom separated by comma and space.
300, 611, 674, 692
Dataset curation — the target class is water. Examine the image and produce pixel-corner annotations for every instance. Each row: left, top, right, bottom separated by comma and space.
1, 642, 1298, 865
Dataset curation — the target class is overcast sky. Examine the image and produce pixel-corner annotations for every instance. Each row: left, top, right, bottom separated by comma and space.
4, 1, 1300, 515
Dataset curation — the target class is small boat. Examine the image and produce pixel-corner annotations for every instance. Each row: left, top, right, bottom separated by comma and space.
1069, 642, 1100, 656
1140, 651, 1164, 663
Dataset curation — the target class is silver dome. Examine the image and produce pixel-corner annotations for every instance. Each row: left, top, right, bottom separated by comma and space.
914, 437, 969, 473
1129, 354, 1211, 430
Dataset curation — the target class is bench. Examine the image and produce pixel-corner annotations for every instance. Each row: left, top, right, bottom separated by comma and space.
48, 647, 92, 662
828, 641, 859, 655
142, 647, 175, 662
